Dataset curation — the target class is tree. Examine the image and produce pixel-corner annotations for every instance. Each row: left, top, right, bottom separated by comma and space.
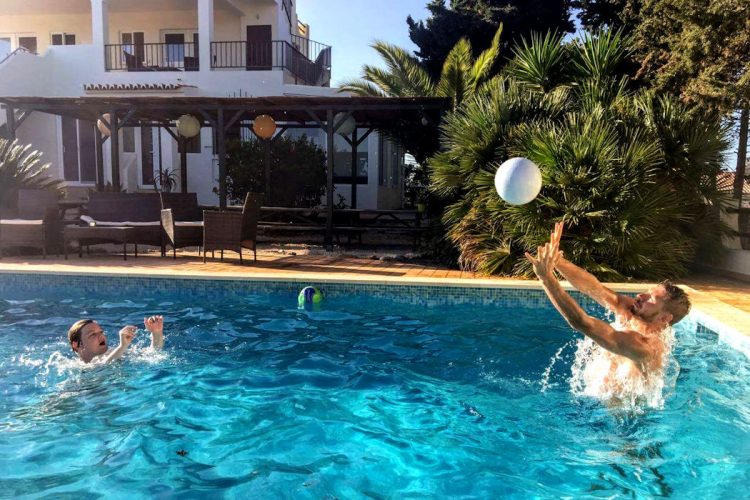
224, 135, 326, 208
340, 24, 504, 166
407, 0, 574, 79
430, 31, 729, 279
0, 139, 60, 210
576, 0, 750, 199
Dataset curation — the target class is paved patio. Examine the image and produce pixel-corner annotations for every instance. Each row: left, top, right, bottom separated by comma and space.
0, 248, 748, 336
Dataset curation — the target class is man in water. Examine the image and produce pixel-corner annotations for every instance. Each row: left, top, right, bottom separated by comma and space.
526, 223, 691, 395
67, 316, 164, 364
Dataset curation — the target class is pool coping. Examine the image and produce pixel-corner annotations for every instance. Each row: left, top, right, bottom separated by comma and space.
1, 266, 748, 342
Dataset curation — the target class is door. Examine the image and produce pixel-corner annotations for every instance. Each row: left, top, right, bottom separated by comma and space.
62, 117, 97, 183
140, 127, 154, 186
246, 25, 272, 70
164, 33, 185, 68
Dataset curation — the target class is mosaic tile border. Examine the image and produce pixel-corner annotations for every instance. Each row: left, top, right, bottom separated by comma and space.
0, 272, 741, 345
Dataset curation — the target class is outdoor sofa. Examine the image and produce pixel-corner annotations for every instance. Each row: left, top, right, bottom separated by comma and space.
0, 188, 61, 258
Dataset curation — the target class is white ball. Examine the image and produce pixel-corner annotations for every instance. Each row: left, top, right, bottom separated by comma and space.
494, 157, 542, 205
176, 114, 201, 138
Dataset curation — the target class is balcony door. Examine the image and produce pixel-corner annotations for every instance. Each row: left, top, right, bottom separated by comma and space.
246, 25, 272, 70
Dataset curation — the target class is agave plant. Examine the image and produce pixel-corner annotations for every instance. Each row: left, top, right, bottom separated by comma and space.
0, 138, 60, 210
430, 30, 730, 279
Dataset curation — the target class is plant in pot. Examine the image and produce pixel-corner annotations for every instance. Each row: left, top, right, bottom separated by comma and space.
416, 191, 427, 213
153, 168, 178, 193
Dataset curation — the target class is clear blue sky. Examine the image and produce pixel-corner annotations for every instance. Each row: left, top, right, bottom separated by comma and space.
296, 0, 430, 87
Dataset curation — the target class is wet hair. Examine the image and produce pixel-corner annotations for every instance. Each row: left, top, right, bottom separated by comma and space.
659, 280, 691, 325
68, 319, 95, 351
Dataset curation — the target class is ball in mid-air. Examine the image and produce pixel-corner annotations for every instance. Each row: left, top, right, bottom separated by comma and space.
494, 157, 542, 205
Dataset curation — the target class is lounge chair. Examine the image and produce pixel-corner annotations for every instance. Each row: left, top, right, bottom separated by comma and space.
160, 192, 203, 258
79, 192, 163, 253
203, 192, 263, 264
0, 189, 60, 258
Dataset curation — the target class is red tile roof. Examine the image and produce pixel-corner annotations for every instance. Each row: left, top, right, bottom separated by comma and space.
717, 171, 750, 195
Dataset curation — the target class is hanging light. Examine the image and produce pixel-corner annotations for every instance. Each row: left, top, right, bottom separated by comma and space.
334, 112, 356, 136
253, 114, 276, 139
97, 113, 112, 137
176, 114, 201, 138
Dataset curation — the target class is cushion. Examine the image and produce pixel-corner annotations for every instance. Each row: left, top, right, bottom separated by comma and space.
0, 219, 44, 225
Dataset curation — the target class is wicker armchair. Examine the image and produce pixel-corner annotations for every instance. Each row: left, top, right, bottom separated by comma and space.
160, 193, 203, 258
0, 189, 60, 258
203, 193, 263, 264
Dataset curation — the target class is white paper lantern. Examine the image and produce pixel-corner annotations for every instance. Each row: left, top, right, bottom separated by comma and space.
334, 112, 356, 136
97, 113, 112, 137
176, 114, 201, 138
494, 157, 542, 205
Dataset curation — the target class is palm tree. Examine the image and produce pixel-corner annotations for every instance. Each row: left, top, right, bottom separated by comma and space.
430, 30, 730, 279
0, 139, 60, 210
341, 24, 504, 112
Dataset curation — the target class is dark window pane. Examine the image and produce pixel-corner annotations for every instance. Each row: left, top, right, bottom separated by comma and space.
18, 37, 37, 53
186, 132, 201, 154
62, 116, 79, 181
64, 34, 75, 45
78, 120, 97, 183
141, 127, 154, 185
122, 127, 135, 153
51, 34, 63, 46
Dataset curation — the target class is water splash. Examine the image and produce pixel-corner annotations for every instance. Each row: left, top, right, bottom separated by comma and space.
540, 340, 575, 392
569, 323, 678, 411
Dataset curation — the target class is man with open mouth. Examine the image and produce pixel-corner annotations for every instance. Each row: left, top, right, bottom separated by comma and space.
67, 315, 164, 364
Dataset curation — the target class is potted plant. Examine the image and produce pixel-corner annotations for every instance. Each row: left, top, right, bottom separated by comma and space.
153, 168, 178, 193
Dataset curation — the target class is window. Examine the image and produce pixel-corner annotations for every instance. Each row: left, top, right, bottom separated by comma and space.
0, 37, 11, 57
379, 136, 403, 188
18, 36, 37, 53
51, 33, 75, 45
122, 127, 135, 153
333, 128, 368, 184
186, 132, 201, 154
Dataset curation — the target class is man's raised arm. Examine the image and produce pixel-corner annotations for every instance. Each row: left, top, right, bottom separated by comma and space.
548, 222, 632, 315
526, 243, 650, 363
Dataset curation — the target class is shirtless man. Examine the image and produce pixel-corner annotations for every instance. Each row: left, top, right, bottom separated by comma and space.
526, 223, 691, 384
67, 315, 164, 364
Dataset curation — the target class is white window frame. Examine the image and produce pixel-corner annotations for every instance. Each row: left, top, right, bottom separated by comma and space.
0, 33, 37, 53
50, 32, 76, 46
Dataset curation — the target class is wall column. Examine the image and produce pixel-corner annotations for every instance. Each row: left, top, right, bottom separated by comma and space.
198, 0, 214, 73
90, 0, 109, 71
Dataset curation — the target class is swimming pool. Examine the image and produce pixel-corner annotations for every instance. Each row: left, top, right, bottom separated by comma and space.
1, 274, 748, 498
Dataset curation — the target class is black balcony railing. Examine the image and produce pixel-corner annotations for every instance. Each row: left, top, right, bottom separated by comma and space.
105, 42, 199, 72
104, 38, 331, 86
211, 37, 331, 86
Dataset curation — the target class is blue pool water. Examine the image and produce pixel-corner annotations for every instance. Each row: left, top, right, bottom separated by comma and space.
0, 278, 748, 498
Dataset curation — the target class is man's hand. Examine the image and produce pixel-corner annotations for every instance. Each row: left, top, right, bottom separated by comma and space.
119, 325, 137, 347
525, 242, 562, 280
144, 315, 164, 350
525, 221, 564, 279
144, 315, 163, 334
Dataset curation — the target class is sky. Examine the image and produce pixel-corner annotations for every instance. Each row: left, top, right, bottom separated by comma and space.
296, 0, 430, 87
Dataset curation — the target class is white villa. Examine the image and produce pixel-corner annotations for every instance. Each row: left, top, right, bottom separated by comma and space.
0, 0, 414, 209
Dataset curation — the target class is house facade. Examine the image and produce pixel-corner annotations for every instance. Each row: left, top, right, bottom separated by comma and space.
0, 0, 405, 208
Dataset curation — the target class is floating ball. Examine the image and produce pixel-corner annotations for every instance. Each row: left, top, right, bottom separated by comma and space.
298, 287, 323, 308
494, 157, 542, 205
176, 114, 201, 138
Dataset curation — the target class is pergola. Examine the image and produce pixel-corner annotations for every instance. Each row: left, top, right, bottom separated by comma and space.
0, 95, 448, 247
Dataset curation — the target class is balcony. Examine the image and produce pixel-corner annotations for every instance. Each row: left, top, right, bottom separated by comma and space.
105, 42, 199, 72
103, 35, 331, 86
